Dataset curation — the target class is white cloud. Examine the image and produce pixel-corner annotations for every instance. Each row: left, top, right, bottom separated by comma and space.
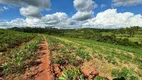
20, 6, 42, 18
72, 0, 97, 21
40, 12, 69, 28
72, 11, 94, 21
0, 0, 51, 9
73, 0, 97, 11
0, 18, 26, 28
0, 0, 142, 29
112, 0, 142, 6
41, 12, 68, 24
0, 12, 81, 29
1, 9, 142, 29
0, 0, 51, 18
83, 9, 142, 28
9, 18, 26, 27
25, 18, 42, 27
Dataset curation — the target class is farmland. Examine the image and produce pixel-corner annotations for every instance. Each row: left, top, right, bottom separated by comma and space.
0, 29, 35, 52
0, 27, 142, 80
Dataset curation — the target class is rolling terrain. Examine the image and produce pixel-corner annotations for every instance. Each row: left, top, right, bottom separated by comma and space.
0, 28, 142, 80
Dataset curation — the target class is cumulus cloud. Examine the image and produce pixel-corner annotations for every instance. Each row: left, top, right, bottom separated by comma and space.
72, 11, 94, 21
0, 0, 142, 29
20, 6, 42, 18
0, 0, 51, 18
83, 9, 142, 28
1, 9, 142, 29
9, 18, 27, 27
112, 0, 142, 6
72, 0, 97, 21
0, 18, 26, 28
0, 0, 51, 9
73, 0, 97, 11
39, 12, 82, 29
0, 12, 81, 29
41, 12, 68, 25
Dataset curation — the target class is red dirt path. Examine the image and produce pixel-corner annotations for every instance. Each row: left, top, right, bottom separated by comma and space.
34, 36, 54, 80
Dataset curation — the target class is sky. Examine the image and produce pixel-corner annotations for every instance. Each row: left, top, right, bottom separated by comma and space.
0, 0, 142, 29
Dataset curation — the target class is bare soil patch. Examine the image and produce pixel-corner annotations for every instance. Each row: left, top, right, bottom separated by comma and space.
25, 36, 55, 80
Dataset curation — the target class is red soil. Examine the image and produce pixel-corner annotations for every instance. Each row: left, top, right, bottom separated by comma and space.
81, 65, 99, 79
34, 36, 54, 80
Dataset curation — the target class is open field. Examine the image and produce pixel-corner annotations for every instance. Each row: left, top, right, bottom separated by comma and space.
0, 0, 142, 80
0, 28, 142, 80
46, 35, 142, 80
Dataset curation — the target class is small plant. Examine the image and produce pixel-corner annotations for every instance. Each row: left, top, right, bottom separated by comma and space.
58, 68, 82, 80
119, 68, 133, 78
112, 68, 139, 80
111, 69, 120, 78
1, 63, 9, 74
76, 49, 91, 61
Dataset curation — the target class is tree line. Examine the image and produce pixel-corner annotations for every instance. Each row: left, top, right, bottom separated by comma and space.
9, 26, 142, 47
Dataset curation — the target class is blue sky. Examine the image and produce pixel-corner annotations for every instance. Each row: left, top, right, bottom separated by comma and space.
0, 0, 142, 29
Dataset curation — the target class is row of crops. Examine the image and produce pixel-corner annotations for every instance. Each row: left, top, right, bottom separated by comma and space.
0, 30, 42, 80
0, 29, 141, 80
46, 35, 141, 80
46, 35, 109, 80
0, 36, 42, 80
0, 29, 36, 52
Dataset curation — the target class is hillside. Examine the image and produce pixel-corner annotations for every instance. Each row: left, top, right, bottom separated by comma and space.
0, 28, 142, 80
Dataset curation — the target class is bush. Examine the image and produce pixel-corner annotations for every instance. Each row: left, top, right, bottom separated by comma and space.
97, 35, 116, 43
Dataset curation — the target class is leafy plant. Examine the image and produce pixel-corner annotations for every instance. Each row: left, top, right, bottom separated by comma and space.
76, 49, 91, 61
58, 68, 82, 80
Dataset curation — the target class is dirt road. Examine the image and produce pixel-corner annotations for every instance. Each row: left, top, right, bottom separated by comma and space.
35, 36, 54, 80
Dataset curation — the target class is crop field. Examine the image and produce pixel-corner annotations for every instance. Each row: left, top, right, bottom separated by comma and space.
0, 29, 35, 52
46, 35, 142, 80
0, 29, 142, 80
1, 0, 142, 79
